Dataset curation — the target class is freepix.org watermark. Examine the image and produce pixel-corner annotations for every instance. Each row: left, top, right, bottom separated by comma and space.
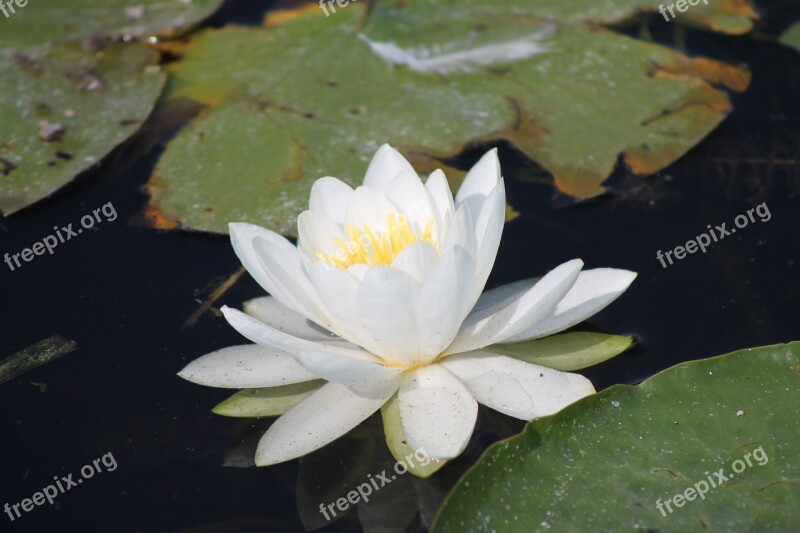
318, 447, 432, 521
0, 0, 29, 19
656, 446, 769, 517
3, 201, 117, 272
656, 202, 771, 269
4, 451, 117, 522
659, 0, 709, 22
318, 0, 361, 17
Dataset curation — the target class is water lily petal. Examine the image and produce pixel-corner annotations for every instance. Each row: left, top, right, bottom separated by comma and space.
221, 306, 382, 364
469, 277, 535, 314
391, 240, 440, 283
251, 237, 339, 332
442, 202, 476, 259
455, 148, 501, 217
502, 269, 638, 343
440, 351, 595, 419
243, 296, 336, 343
362, 144, 415, 193
229, 223, 306, 315
345, 186, 402, 234
177, 344, 317, 388
386, 170, 435, 234
356, 266, 422, 363
297, 209, 347, 258
309, 176, 353, 224
417, 245, 476, 360
304, 261, 384, 354
470, 181, 505, 305
230, 222, 338, 334
380, 393, 448, 478
295, 348, 403, 386
446, 259, 583, 355
255, 379, 400, 466
398, 365, 478, 460
225, 305, 394, 387
425, 169, 454, 243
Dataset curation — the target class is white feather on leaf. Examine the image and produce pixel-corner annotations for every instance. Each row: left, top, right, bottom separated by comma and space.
358, 27, 555, 75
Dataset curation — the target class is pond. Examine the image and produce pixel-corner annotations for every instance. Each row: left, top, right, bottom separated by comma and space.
1, 0, 799, 531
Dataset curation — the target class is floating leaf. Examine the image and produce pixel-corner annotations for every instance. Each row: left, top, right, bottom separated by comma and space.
0, 43, 165, 214
433, 342, 800, 532
0, 0, 223, 48
147, 4, 748, 234
468, 0, 758, 34
492, 332, 634, 371
780, 22, 800, 53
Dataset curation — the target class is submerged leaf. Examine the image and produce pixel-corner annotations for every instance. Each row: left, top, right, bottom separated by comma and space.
434, 342, 800, 532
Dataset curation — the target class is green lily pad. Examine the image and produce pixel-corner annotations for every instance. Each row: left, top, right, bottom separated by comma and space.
0, 0, 223, 48
0, 0, 222, 214
780, 22, 800, 53
147, 4, 748, 234
433, 342, 800, 532
0, 43, 165, 215
513, 0, 756, 32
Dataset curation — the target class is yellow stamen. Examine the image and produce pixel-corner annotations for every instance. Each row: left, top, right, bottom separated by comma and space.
317, 213, 438, 269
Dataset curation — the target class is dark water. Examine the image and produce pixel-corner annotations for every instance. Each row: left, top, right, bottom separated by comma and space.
1, 1, 799, 531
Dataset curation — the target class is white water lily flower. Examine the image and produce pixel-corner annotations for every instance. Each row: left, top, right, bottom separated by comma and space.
179, 144, 636, 468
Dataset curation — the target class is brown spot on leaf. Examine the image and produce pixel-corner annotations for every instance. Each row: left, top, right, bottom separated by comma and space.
652, 468, 684, 479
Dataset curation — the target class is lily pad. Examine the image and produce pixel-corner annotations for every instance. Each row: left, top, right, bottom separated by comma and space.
780, 22, 800, 53
0, 43, 165, 215
147, 4, 748, 235
440, 0, 758, 34
0, 0, 223, 48
433, 342, 800, 532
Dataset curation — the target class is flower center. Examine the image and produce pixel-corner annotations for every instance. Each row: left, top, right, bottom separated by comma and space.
316, 213, 436, 269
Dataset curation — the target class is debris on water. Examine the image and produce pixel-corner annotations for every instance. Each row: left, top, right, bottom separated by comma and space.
0, 335, 77, 385
736, 409, 746, 417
